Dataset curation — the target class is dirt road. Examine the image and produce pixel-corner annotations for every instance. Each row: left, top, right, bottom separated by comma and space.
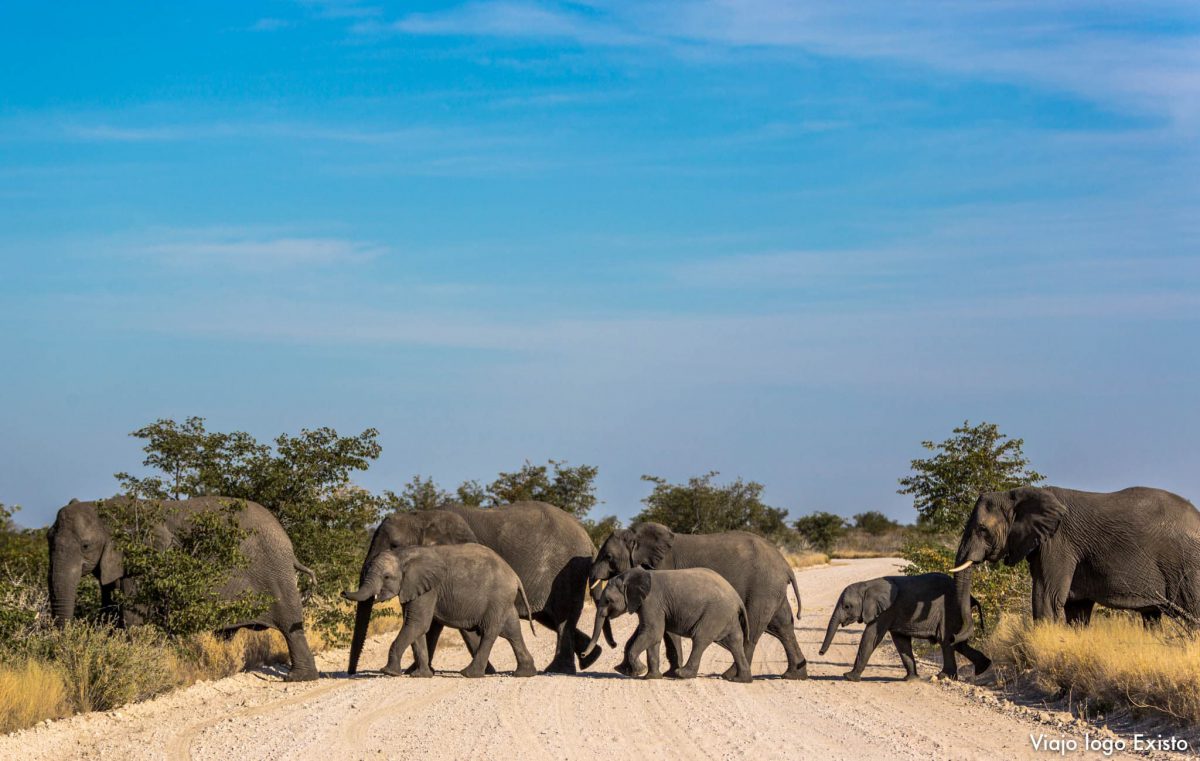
1, 558, 1168, 760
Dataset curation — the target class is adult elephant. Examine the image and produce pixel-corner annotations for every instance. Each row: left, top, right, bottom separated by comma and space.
949, 486, 1200, 638
347, 501, 598, 675
589, 523, 807, 679
48, 496, 318, 681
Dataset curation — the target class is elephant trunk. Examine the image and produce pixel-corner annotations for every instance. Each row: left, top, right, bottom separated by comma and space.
49, 563, 80, 625
344, 572, 382, 675
819, 608, 842, 655
951, 565, 975, 645
583, 609, 608, 658
603, 617, 616, 648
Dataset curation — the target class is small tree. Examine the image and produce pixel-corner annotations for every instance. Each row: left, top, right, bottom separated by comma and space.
581, 514, 622, 548
898, 420, 1044, 534
383, 475, 451, 512
793, 512, 847, 553
636, 472, 790, 540
853, 511, 900, 536
471, 460, 600, 519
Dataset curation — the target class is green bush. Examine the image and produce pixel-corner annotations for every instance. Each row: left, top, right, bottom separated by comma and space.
793, 512, 848, 553
98, 498, 269, 638
636, 472, 793, 542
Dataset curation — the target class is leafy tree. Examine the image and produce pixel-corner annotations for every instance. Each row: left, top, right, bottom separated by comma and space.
581, 514, 622, 548
853, 511, 900, 536
636, 472, 790, 539
466, 460, 600, 519
97, 497, 268, 637
0, 503, 48, 582
793, 511, 848, 553
382, 475, 451, 513
898, 420, 1044, 534
119, 418, 386, 609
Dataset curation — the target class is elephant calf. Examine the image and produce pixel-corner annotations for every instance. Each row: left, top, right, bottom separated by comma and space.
343, 544, 537, 678
820, 573, 992, 682
585, 568, 752, 683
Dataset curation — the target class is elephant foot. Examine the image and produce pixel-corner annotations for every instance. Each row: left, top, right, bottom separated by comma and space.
615, 661, 644, 678
781, 663, 808, 681
975, 658, 993, 676
903, 673, 922, 682
284, 669, 318, 682
460, 666, 487, 678
513, 665, 537, 678
644, 671, 664, 680
485, 663, 498, 675
673, 667, 697, 679
935, 671, 958, 681
842, 671, 862, 682
381, 666, 406, 677
577, 645, 602, 670
409, 667, 434, 678
722, 671, 752, 684
720, 665, 736, 679
544, 659, 578, 675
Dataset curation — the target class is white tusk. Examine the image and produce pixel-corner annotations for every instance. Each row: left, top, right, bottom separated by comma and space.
948, 560, 974, 573
589, 578, 602, 590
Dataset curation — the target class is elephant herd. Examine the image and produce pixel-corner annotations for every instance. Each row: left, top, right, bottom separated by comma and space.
46, 485, 1200, 684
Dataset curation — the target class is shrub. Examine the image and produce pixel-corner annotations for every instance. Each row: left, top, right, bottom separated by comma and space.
97, 498, 269, 638
852, 511, 900, 535
988, 613, 1200, 724
0, 659, 66, 733
637, 472, 791, 540
793, 512, 848, 554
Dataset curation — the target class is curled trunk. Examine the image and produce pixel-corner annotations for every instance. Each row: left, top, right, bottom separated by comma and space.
819, 610, 841, 655
583, 611, 607, 658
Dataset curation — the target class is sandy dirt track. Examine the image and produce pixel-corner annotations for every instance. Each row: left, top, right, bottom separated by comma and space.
1, 558, 1170, 760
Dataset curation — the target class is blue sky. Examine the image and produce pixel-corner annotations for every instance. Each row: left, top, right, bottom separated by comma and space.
2, 1, 1198, 527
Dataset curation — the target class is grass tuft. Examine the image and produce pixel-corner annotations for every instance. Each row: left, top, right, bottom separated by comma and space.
988, 613, 1200, 724
0, 660, 66, 733
784, 550, 829, 569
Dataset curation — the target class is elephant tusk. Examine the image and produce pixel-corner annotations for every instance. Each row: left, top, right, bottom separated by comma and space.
589, 578, 608, 591
948, 560, 973, 573
589, 578, 601, 590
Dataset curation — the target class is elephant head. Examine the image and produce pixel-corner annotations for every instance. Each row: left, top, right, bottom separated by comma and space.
819, 581, 896, 655
948, 486, 1067, 642
583, 568, 652, 658
589, 523, 676, 587
343, 547, 444, 606
346, 511, 477, 674
47, 499, 123, 623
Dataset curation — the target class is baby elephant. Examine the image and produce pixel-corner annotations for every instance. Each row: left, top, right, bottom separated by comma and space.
820, 573, 992, 682
343, 543, 537, 678
584, 567, 752, 682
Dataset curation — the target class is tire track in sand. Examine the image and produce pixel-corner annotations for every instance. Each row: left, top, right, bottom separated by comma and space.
338, 681, 460, 755
167, 680, 347, 761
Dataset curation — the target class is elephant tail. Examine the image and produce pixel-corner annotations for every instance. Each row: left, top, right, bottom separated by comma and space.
971, 596, 985, 636
789, 570, 803, 619
294, 561, 317, 586
517, 579, 536, 638
738, 603, 751, 643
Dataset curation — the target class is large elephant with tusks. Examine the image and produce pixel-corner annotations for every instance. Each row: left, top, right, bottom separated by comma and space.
347, 501, 599, 675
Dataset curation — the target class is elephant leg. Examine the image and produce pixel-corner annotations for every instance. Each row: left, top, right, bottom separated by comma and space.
459, 629, 498, 675
1030, 559, 1074, 622
892, 633, 919, 681
269, 590, 317, 682
624, 624, 660, 680
461, 628, 499, 678
545, 614, 578, 675
409, 626, 435, 678
1064, 599, 1094, 627
616, 632, 646, 677
765, 597, 808, 680
845, 622, 885, 681
384, 601, 434, 676
644, 640, 663, 680
954, 641, 992, 676
500, 615, 537, 678
936, 639, 960, 680
675, 636, 711, 680
662, 632, 685, 676
406, 620, 443, 675
1141, 608, 1163, 627
718, 631, 752, 683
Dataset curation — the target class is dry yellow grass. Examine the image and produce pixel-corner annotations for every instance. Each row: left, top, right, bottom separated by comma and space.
0, 660, 67, 733
784, 550, 829, 569
988, 613, 1200, 723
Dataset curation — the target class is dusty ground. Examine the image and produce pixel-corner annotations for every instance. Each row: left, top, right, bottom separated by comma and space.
2, 558, 1191, 760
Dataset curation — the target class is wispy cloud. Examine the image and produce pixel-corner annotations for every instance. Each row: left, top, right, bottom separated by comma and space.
373, 1, 1200, 129
139, 234, 387, 271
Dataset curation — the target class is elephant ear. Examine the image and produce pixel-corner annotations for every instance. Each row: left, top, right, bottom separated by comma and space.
395, 551, 444, 603
1005, 487, 1067, 565
422, 512, 477, 545
624, 569, 653, 614
860, 582, 897, 625
630, 523, 675, 568
97, 540, 123, 585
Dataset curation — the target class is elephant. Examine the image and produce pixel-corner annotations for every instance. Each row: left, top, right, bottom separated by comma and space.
48, 496, 318, 681
584, 567, 752, 682
348, 501, 598, 676
589, 523, 807, 680
343, 543, 537, 678
949, 486, 1200, 640
819, 573, 991, 682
